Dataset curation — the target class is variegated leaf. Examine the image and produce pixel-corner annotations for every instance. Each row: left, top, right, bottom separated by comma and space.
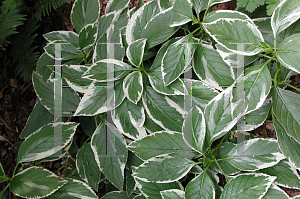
123, 71, 143, 104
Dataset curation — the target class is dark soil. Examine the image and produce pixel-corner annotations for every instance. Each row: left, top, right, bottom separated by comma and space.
1, 0, 300, 198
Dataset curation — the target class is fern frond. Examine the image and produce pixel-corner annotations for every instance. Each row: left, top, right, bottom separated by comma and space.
9, 18, 39, 81
0, 8, 26, 50
2, 0, 23, 12
33, 0, 72, 21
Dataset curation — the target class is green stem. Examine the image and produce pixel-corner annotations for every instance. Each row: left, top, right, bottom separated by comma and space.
273, 63, 281, 86
271, 107, 275, 122
87, 52, 93, 64
278, 82, 300, 93
214, 131, 230, 153
94, 115, 98, 127
81, 50, 90, 65
189, 26, 201, 38
2, 183, 10, 194
63, 156, 69, 177
203, 7, 210, 19
85, 136, 92, 142
259, 53, 274, 60
12, 163, 19, 177
3, 162, 20, 192
197, 12, 200, 23
214, 159, 230, 182
277, 63, 282, 83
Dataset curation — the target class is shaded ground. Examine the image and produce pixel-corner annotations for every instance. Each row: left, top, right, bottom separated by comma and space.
1, 0, 300, 198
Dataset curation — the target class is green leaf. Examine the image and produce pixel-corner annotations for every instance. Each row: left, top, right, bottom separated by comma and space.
112, 99, 147, 140
47, 64, 93, 93
191, 0, 231, 14
76, 142, 101, 190
184, 79, 219, 112
158, 0, 175, 10
74, 79, 125, 116
203, 10, 254, 23
244, 98, 272, 131
36, 141, 70, 163
202, 18, 264, 56
44, 41, 82, 61
271, 0, 300, 37
193, 43, 234, 90
216, 43, 260, 68
161, 36, 195, 86
101, 191, 135, 199
17, 122, 79, 163
273, 87, 300, 144
36, 53, 55, 82
182, 106, 206, 153
242, 63, 272, 113
161, 189, 184, 199
285, 18, 300, 37
96, 12, 115, 39
213, 138, 285, 173
276, 34, 300, 73
148, 67, 187, 95
123, 71, 143, 104
170, 0, 193, 27
62, 65, 93, 92
126, 167, 136, 195
219, 173, 276, 199
0, 190, 6, 199
185, 170, 221, 199
127, 131, 196, 160
20, 100, 53, 139
135, 178, 182, 199
10, 167, 67, 198
260, 159, 300, 189
94, 24, 125, 63
71, 0, 100, 33
47, 178, 98, 199
105, 0, 130, 14
148, 37, 186, 95
129, 0, 144, 16
83, 59, 132, 82
143, 112, 164, 133
150, 37, 182, 71
133, 154, 195, 183
126, 0, 160, 45
141, 8, 178, 49
273, 119, 300, 169
43, 31, 79, 48
79, 23, 97, 50
127, 38, 147, 67
263, 184, 289, 199
91, 121, 128, 190
32, 72, 80, 117
126, 0, 178, 49
236, 0, 265, 13
110, 8, 129, 30
253, 17, 285, 47
142, 86, 184, 132
204, 86, 243, 144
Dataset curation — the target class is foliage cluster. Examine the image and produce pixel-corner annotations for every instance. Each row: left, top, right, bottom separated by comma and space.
0, 0, 72, 81
1, 0, 300, 198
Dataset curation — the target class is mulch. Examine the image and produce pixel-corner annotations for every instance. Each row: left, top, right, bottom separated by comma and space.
1, 0, 300, 198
